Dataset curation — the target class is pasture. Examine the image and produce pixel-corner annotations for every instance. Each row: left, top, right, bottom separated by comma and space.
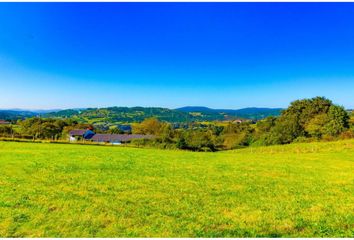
0, 140, 353, 237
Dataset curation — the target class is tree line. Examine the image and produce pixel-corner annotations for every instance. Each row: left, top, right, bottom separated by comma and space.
0, 97, 353, 151
131, 97, 353, 151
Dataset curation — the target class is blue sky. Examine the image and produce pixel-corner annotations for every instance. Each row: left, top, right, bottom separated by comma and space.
0, 3, 353, 109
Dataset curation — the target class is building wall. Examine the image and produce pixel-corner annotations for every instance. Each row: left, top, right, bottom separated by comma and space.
69, 136, 77, 142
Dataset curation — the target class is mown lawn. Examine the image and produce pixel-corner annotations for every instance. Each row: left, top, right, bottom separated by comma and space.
0, 140, 353, 237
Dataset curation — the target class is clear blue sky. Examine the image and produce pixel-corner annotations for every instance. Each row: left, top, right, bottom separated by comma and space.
0, 3, 353, 109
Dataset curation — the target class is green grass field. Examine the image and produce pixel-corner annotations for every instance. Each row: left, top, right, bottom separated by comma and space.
0, 140, 353, 237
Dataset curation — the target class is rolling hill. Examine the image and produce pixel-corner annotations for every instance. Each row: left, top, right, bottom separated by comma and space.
0, 110, 37, 120
44, 106, 282, 123
0, 106, 283, 123
176, 106, 283, 120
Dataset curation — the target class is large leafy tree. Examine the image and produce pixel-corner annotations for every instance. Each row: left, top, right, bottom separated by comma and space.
281, 96, 332, 127
132, 117, 169, 136
266, 97, 349, 143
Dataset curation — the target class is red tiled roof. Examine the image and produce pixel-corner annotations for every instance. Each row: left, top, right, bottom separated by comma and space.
0, 120, 10, 124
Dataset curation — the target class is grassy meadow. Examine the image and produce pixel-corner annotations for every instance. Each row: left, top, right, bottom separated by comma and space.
0, 140, 353, 237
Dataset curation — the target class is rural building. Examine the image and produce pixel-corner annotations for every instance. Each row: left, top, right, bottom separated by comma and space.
0, 120, 10, 125
233, 119, 244, 124
91, 134, 152, 144
69, 129, 86, 141
69, 129, 152, 144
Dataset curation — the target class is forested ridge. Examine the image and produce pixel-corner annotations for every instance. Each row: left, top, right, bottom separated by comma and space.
43, 106, 282, 123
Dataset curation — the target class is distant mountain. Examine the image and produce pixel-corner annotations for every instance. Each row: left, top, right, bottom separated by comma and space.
176, 106, 216, 113
0, 110, 37, 120
32, 109, 63, 114
0, 109, 63, 120
1, 108, 62, 113
176, 106, 283, 120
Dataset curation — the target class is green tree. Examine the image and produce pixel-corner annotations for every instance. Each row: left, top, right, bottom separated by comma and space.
109, 126, 124, 134
349, 112, 354, 131
18, 117, 70, 140
324, 105, 349, 136
282, 96, 332, 127
305, 114, 328, 138
132, 118, 164, 135
221, 122, 254, 149
178, 129, 216, 151
267, 115, 303, 144
176, 135, 187, 149
268, 97, 348, 143
160, 124, 174, 143
0, 125, 13, 137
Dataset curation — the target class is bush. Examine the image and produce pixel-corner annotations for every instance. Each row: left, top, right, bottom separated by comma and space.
293, 136, 312, 143
340, 130, 354, 139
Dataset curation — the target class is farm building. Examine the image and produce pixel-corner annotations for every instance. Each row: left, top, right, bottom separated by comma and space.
69, 129, 86, 142
233, 119, 245, 124
69, 129, 152, 144
0, 120, 10, 125
91, 134, 152, 144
